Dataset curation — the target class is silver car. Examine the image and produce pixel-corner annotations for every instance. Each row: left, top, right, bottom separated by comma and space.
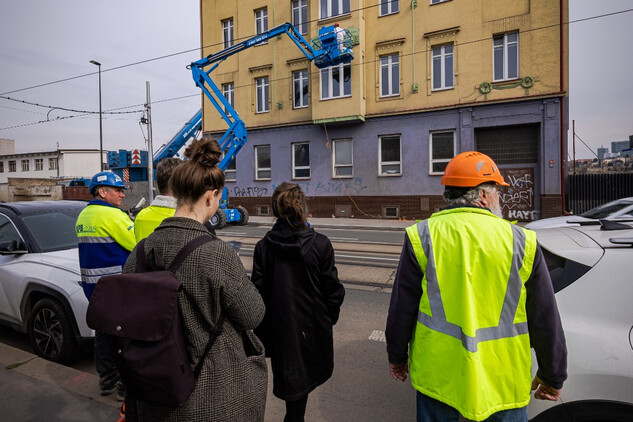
526, 197, 633, 229
527, 220, 633, 420
0, 200, 92, 363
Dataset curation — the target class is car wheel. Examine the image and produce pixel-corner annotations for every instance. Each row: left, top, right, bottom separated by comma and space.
28, 298, 79, 364
236, 206, 249, 226
210, 209, 228, 229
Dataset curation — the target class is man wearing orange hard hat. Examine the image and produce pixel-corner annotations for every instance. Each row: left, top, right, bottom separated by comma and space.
386, 151, 567, 421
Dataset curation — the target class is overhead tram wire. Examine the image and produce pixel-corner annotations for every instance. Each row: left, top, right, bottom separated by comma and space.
2, 5, 630, 97
1, 6, 632, 131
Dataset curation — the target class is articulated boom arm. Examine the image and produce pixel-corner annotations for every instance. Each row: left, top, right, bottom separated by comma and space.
152, 109, 202, 165
188, 22, 353, 226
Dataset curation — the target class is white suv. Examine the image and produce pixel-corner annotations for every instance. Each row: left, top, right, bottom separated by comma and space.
0, 200, 92, 363
528, 221, 633, 421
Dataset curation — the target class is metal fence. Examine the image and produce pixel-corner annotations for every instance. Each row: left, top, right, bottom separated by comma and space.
566, 173, 633, 214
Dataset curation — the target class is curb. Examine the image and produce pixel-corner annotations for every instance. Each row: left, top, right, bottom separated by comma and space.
246, 221, 409, 232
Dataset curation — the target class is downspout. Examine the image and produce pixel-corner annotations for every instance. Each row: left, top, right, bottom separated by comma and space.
412, 0, 418, 93
559, 0, 566, 212
272, 0, 277, 109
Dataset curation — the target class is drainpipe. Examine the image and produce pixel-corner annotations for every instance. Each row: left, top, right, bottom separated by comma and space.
559, 0, 566, 213
411, 0, 418, 93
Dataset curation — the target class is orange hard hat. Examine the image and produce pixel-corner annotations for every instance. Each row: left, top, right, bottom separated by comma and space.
440, 151, 509, 187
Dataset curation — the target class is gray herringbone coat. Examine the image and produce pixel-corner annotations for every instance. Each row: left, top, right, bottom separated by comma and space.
123, 217, 267, 422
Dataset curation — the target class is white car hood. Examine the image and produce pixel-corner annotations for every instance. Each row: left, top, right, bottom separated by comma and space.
533, 226, 604, 267
525, 215, 592, 229
38, 249, 81, 276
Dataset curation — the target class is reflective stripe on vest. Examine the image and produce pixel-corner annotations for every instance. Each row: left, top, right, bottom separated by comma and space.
415, 220, 528, 353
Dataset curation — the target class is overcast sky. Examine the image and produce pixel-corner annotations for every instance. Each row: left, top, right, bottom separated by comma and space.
0, 0, 631, 160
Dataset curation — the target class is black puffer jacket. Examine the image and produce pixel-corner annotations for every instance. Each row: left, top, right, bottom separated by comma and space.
252, 220, 345, 401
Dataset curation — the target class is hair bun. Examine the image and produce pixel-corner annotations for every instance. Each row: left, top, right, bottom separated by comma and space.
185, 136, 222, 167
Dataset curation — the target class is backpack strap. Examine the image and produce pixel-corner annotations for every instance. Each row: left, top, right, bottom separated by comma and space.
168, 235, 214, 273
167, 234, 224, 378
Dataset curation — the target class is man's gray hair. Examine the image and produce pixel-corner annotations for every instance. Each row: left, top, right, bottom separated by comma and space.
443, 183, 498, 205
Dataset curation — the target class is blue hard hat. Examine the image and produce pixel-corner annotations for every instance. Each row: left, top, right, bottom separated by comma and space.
89, 171, 129, 194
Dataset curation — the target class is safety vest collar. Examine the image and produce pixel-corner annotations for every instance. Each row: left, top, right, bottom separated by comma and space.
431, 205, 501, 221
413, 218, 529, 353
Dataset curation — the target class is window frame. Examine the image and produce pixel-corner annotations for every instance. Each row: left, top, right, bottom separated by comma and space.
223, 147, 236, 182
319, 0, 351, 20
292, 0, 308, 35
255, 76, 270, 114
48, 157, 58, 170
332, 138, 354, 178
8, 160, 16, 172
320, 63, 352, 100
34, 158, 43, 171
254, 8, 268, 42
378, 134, 402, 176
429, 130, 456, 175
222, 82, 235, 114
493, 32, 519, 82
292, 142, 311, 179
0, 162, 3, 173
379, 0, 399, 16
379, 53, 400, 98
21, 159, 30, 172
254, 145, 271, 180
430, 0, 451, 4
222, 18, 234, 49
431, 43, 454, 91
293, 69, 309, 109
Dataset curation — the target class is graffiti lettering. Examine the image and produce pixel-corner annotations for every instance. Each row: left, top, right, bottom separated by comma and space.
233, 187, 268, 197
314, 177, 367, 194
500, 168, 536, 221
508, 210, 539, 220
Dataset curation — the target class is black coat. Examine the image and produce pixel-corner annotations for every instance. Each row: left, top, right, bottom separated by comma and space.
252, 221, 345, 401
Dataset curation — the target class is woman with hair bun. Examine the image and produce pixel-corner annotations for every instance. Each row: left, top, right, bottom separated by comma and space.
252, 182, 345, 422
123, 136, 267, 422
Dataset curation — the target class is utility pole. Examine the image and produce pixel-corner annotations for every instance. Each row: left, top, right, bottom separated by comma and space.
145, 81, 155, 202
572, 120, 576, 175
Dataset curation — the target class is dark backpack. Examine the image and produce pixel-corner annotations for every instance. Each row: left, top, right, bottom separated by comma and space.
86, 235, 225, 406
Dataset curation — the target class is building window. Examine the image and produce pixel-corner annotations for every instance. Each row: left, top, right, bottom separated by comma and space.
255, 145, 271, 180
430, 0, 451, 4
379, 135, 401, 175
432, 44, 454, 90
21, 159, 30, 172
493, 32, 519, 81
9, 160, 16, 172
320, 0, 350, 19
222, 82, 234, 114
255, 8, 268, 40
380, 54, 400, 97
321, 63, 351, 99
380, 0, 399, 16
223, 148, 236, 182
255, 77, 269, 113
35, 158, 43, 171
429, 131, 456, 175
0, 162, 4, 173
293, 70, 309, 108
222, 18, 234, 49
292, 0, 308, 35
49, 157, 58, 170
332, 139, 353, 177
292, 143, 311, 179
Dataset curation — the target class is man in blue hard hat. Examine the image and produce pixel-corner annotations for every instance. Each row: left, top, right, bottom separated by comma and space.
76, 171, 136, 400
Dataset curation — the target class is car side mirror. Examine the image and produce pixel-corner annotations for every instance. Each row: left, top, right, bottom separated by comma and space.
0, 240, 28, 255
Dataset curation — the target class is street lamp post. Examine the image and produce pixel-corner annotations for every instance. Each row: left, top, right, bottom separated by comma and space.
89, 60, 104, 171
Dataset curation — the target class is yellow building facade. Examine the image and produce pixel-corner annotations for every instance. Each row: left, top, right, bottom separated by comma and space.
199, 0, 568, 221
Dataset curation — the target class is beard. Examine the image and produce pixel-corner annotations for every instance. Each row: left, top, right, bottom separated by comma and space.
490, 199, 504, 219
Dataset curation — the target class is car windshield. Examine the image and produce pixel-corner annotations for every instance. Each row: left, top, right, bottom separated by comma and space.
22, 208, 82, 252
580, 201, 632, 219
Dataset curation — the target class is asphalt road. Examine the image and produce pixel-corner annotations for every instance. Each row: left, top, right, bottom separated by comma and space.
0, 289, 417, 421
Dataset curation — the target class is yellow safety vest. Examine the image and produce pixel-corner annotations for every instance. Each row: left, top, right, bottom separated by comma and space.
134, 205, 175, 242
406, 207, 536, 421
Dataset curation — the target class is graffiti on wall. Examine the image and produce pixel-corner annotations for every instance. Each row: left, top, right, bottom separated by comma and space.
231, 178, 368, 197
500, 168, 536, 221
